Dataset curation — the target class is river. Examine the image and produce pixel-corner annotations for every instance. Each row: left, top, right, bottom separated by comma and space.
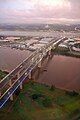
0, 46, 31, 72
0, 40, 80, 91
0, 30, 80, 38
35, 55, 80, 91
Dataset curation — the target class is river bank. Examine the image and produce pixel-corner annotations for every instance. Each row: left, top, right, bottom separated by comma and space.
0, 70, 8, 80
0, 81, 80, 120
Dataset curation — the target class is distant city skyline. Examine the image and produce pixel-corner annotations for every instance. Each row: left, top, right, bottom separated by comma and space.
0, 0, 80, 24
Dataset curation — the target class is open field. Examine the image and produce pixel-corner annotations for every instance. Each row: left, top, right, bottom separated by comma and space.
0, 81, 80, 120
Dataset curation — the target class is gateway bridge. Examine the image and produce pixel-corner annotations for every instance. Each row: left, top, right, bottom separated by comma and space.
0, 37, 65, 108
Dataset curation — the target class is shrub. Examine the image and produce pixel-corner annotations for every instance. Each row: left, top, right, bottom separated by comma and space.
42, 97, 53, 107
31, 93, 43, 100
65, 90, 79, 96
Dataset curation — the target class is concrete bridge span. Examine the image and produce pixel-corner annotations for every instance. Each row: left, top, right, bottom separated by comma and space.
0, 37, 65, 108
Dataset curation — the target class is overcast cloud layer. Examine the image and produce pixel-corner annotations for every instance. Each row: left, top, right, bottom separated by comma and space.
0, 0, 80, 24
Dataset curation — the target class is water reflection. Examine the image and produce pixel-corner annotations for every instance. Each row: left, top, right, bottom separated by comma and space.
35, 55, 80, 91
0, 46, 80, 91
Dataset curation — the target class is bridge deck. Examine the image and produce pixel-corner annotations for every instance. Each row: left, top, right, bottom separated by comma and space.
0, 37, 64, 108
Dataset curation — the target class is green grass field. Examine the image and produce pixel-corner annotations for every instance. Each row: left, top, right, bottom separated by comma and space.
0, 81, 80, 120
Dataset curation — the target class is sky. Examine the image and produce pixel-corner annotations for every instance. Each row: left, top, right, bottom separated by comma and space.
0, 0, 80, 24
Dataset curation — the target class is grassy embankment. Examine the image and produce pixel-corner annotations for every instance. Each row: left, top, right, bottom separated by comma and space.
0, 70, 8, 80
53, 47, 80, 58
0, 81, 80, 120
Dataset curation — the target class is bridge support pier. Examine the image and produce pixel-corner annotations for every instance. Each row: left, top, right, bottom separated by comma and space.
48, 50, 52, 58
38, 61, 42, 68
17, 72, 20, 79
17, 72, 23, 89
10, 94, 13, 101
9, 79, 12, 86
20, 82, 23, 89
0, 91, 1, 97
29, 71, 32, 79
9, 79, 14, 101
48, 50, 51, 56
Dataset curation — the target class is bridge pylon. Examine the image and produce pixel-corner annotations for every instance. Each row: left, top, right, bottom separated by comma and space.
38, 61, 42, 68
17, 72, 23, 89
28, 71, 32, 79
10, 94, 13, 101
0, 37, 64, 108
20, 82, 23, 90
9, 80, 13, 101
0, 91, 1, 97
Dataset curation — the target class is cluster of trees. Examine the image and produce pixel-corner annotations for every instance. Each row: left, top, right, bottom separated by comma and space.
31, 85, 55, 107
31, 93, 53, 107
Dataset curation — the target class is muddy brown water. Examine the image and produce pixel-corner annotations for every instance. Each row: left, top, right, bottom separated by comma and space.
0, 46, 31, 72
34, 55, 80, 91
0, 46, 80, 91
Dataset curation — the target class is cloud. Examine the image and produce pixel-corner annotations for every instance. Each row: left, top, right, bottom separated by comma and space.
0, 0, 80, 23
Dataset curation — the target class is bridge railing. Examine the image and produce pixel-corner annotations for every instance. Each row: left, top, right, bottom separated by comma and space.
0, 38, 64, 91
0, 47, 45, 92
0, 37, 64, 108
0, 52, 44, 108
0, 38, 63, 92
0, 50, 39, 89
0, 40, 54, 91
